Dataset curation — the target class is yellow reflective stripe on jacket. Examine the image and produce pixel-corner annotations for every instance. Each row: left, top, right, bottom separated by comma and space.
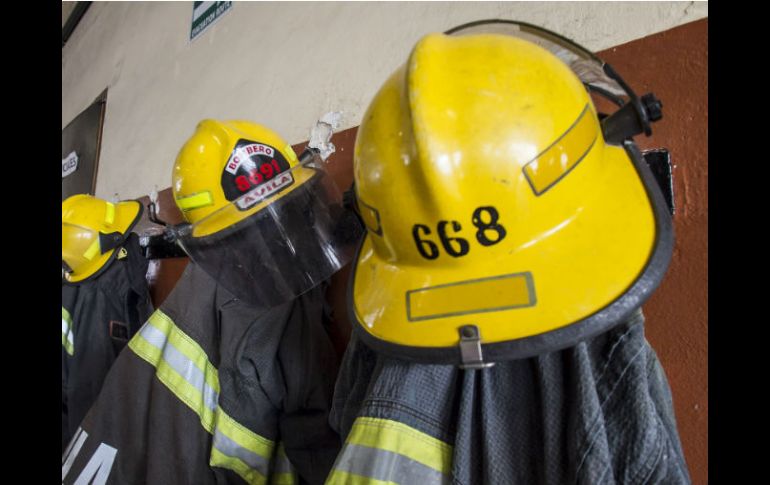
348, 417, 451, 472
129, 313, 219, 433
141, 310, 221, 431
210, 447, 263, 485
270, 442, 298, 485
213, 408, 275, 467
61, 307, 74, 356
128, 309, 275, 484
326, 417, 452, 485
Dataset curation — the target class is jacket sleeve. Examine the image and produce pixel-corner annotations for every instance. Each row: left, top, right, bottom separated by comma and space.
570, 310, 692, 485
640, 343, 692, 483
277, 286, 342, 485
61, 320, 225, 485
66, 263, 326, 485
328, 333, 379, 441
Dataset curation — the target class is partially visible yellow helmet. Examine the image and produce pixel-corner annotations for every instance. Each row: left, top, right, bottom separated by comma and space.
171, 119, 363, 308
349, 20, 673, 365
62, 194, 142, 284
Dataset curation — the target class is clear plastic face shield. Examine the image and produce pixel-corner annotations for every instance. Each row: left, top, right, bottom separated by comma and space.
175, 151, 364, 308
445, 20, 663, 144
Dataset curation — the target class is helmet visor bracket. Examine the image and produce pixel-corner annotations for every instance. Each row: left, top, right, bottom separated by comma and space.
98, 231, 127, 255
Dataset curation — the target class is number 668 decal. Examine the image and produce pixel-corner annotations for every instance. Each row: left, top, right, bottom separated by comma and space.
411, 206, 507, 260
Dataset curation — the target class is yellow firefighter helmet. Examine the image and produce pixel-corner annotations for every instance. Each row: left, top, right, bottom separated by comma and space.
62, 194, 142, 283
349, 20, 673, 365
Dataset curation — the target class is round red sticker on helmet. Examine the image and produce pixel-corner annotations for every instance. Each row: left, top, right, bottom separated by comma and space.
221, 139, 294, 210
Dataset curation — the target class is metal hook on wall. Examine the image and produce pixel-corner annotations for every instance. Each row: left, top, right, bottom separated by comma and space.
139, 188, 189, 259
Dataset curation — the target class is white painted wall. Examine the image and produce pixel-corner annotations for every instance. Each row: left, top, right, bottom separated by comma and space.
62, 1, 707, 200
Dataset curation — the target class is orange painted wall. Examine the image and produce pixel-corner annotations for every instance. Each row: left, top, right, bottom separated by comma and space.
599, 19, 708, 483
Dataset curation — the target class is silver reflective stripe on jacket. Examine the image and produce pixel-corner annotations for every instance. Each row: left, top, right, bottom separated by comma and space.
326, 416, 452, 484
129, 309, 275, 484
270, 442, 298, 485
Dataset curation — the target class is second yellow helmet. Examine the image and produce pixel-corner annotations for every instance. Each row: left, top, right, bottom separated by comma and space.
171, 119, 363, 308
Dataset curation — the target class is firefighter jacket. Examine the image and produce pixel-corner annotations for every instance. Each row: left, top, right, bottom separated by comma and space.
62, 233, 154, 452
327, 309, 691, 484
61, 262, 341, 485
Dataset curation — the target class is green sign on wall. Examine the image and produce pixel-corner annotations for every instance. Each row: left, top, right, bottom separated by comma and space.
191, 1, 232, 41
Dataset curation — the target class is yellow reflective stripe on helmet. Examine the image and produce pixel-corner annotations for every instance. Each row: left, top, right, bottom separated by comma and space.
61, 307, 74, 356
104, 202, 116, 225
128, 309, 274, 484
406, 272, 535, 321
523, 104, 598, 195
176, 191, 214, 212
270, 443, 298, 485
326, 416, 452, 484
83, 240, 100, 261
104, 202, 115, 226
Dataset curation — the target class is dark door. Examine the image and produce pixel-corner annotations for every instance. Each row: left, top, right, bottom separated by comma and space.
62, 90, 107, 200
